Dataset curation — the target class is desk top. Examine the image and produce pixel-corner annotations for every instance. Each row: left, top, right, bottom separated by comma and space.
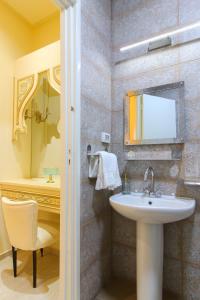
0, 178, 60, 197
0, 178, 60, 214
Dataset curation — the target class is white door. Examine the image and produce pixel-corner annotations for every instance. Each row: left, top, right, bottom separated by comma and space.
54, 1, 81, 300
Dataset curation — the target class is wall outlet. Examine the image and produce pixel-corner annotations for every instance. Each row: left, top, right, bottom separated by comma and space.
101, 132, 111, 144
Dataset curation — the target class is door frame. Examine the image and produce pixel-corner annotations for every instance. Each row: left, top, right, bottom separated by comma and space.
55, 1, 81, 300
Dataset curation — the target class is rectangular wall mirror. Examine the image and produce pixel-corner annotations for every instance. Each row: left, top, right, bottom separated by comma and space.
124, 82, 185, 145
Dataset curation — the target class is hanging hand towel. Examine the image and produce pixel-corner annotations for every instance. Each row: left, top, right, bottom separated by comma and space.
95, 151, 122, 190
89, 155, 99, 178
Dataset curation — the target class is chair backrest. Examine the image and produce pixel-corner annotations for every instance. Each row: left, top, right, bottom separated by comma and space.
1, 197, 38, 250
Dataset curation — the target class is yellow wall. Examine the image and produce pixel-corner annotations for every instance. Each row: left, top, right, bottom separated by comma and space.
0, 2, 60, 254
0, 1, 33, 180
0, 1, 33, 254
32, 12, 60, 51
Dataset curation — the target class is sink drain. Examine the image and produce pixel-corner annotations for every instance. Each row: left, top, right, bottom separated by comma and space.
148, 201, 152, 205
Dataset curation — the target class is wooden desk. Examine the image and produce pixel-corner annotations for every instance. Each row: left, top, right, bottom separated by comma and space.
0, 179, 60, 214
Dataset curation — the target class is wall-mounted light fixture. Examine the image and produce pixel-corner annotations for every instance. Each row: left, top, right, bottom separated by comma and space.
120, 21, 200, 52
148, 37, 172, 51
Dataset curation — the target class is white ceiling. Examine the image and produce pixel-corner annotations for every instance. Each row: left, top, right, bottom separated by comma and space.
3, 0, 59, 25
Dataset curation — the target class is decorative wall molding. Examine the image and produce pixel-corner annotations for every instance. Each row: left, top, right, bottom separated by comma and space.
1, 183, 60, 214
13, 73, 38, 140
13, 41, 61, 140
17, 75, 34, 110
47, 65, 61, 94
13, 67, 61, 140
53, 65, 61, 85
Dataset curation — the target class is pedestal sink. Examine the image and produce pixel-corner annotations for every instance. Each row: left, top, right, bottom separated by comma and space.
110, 192, 195, 300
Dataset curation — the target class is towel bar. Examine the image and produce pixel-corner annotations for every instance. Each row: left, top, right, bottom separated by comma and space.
87, 153, 99, 157
86, 144, 109, 158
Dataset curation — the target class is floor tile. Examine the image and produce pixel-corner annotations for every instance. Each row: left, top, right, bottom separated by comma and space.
0, 250, 59, 300
95, 278, 179, 300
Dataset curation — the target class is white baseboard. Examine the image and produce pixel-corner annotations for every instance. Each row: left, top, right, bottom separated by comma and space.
0, 249, 11, 260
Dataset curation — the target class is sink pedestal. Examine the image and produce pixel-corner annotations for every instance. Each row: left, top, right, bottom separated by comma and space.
110, 192, 195, 300
137, 222, 163, 300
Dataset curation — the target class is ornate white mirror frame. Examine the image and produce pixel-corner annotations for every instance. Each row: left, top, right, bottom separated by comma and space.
13, 41, 61, 140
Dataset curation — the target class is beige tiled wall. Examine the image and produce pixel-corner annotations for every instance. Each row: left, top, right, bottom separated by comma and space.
111, 0, 200, 299
80, 1, 112, 299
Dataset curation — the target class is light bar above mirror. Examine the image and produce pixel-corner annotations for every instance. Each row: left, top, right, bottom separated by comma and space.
120, 21, 200, 52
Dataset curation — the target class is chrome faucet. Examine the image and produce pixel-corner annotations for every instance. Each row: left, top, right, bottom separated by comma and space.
144, 166, 155, 195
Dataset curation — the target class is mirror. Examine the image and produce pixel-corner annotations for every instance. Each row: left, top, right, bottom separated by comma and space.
25, 71, 60, 178
124, 82, 185, 145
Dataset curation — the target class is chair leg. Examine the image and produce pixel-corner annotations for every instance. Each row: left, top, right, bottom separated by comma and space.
12, 246, 17, 277
40, 248, 44, 257
33, 250, 37, 288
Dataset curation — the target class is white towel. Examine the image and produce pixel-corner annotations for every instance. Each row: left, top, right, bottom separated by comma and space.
89, 155, 99, 178
95, 151, 122, 190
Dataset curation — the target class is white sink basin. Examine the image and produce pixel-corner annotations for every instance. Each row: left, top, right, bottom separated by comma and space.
110, 192, 195, 224
110, 192, 195, 300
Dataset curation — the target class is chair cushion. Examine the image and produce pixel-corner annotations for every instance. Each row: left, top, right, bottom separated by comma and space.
34, 222, 59, 251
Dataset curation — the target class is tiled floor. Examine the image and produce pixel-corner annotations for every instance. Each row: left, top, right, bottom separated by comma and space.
95, 279, 177, 300
95, 279, 136, 300
0, 250, 59, 300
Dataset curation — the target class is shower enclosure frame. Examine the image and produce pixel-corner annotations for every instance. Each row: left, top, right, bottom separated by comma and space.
55, 1, 81, 300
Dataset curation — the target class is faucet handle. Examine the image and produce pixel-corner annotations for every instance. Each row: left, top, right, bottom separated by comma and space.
143, 187, 150, 196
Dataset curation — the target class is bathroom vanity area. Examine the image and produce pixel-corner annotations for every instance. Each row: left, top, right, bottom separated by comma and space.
0, 39, 61, 260
0, 40, 62, 253
0, 1, 63, 297
0, 178, 60, 214
109, 79, 196, 300
1, 41, 62, 216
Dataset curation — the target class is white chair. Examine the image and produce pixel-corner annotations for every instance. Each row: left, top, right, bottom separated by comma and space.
1, 197, 58, 288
